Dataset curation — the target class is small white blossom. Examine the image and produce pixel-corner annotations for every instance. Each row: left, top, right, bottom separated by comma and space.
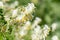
32, 17, 41, 28
31, 25, 42, 40
25, 21, 31, 26
35, 17, 41, 23
52, 35, 59, 40
19, 21, 31, 37
25, 3, 35, 13
14, 1, 18, 6
34, 25, 41, 34
12, 9, 18, 18
51, 23, 57, 32
4, 15, 10, 21
16, 15, 24, 22
10, 1, 18, 8
0, 1, 4, 8
31, 33, 40, 40
43, 25, 50, 37
19, 30, 27, 37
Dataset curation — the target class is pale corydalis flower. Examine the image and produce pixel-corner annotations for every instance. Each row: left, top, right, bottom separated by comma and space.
35, 17, 42, 24
19, 21, 31, 37
21, 3, 35, 14
19, 29, 27, 37
42, 25, 50, 40
34, 25, 41, 33
31, 17, 42, 40
31, 24, 50, 40
10, 1, 18, 8
15, 15, 25, 22
43, 25, 50, 37
31, 25, 42, 40
0, 1, 4, 8
51, 23, 57, 32
12, 9, 18, 18
23, 21, 31, 30
4, 15, 10, 21
32, 17, 41, 28
25, 3, 35, 13
52, 35, 59, 40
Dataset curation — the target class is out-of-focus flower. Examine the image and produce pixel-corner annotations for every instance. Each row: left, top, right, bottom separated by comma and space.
23, 21, 31, 30
19, 21, 31, 38
35, 17, 41, 23
34, 25, 41, 34
20, 3, 35, 15
12, 9, 18, 18
32, 17, 41, 28
14, 1, 19, 6
25, 3, 35, 13
31, 25, 42, 40
31, 34, 39, 40
0, 1, 4, 8
51, 23, 57, 32
52, 35, 59, 40
4, 15, 10, 21
43, 25, 50, 37
10, 1, 18, 8
19, 29, 27, 37
15, 15, 24, 22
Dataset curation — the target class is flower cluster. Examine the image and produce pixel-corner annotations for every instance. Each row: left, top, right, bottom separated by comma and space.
0, 0, 59, 40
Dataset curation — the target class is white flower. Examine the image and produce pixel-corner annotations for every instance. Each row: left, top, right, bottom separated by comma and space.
19, 30, 27, 36
52, 35, 59, 40
43, 25, 50, 37
0, 1, 4, 8
25, 21, 31, 26
4, 15, 10, 21
16, 15, 24, 22
12, 9, 18, 18
51, 23, 57, 32
31, 25, 42, 40
19, 28, 27, 37
32, 17, 41, 28
10, 1, 18, 8
19, 21, 31, 36
25, 3, 35, 13
34, 25, 41, 34
14, 1, 18, 6
35, 17, 41, 23
22, 21, 31, 30
31, 34, 39, 40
